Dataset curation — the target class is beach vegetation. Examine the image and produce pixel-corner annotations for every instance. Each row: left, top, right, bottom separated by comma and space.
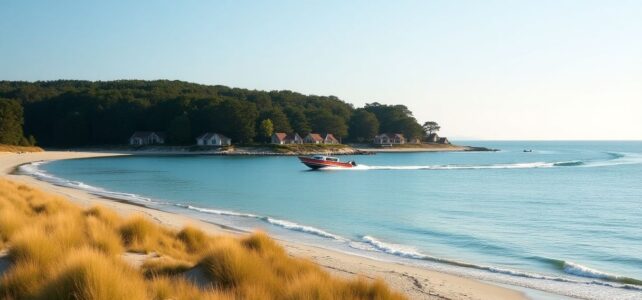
0, 178, 405, 299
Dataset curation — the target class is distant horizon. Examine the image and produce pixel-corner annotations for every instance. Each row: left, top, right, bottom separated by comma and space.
2, 1, 641, 140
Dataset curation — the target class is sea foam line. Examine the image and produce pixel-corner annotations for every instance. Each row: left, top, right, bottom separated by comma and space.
18, 161, 153, 203
353, 235, 642, 291
180, 204, 345, 241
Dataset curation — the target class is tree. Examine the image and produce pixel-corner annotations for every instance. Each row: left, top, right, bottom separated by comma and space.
309, 110, 348, 138
259, 119, 274, 143
348, 109, 379, 142
364, 102, 423, 139
167, 114, 192, 144
0, 99, 25, 145
423, 121, 440, 135
285, 108, 311, 136
261, 107, 291, 133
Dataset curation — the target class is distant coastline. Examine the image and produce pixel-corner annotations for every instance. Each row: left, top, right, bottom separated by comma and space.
43, 143, 497, 156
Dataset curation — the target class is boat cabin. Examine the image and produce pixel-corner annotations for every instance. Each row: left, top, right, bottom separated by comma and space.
312, 155, 339, 162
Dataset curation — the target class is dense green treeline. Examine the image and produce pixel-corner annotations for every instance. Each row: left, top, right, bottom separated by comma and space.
0, 80, 426, 146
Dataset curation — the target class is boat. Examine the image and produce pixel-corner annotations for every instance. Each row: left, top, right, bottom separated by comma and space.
523, 149, 533, 153
298, 155, 357, 169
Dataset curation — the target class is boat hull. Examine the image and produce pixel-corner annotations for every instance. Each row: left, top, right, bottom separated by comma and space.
298, 156, 354, 169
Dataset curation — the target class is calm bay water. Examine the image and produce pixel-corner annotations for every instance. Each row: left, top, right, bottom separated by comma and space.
23, 141, 642, 299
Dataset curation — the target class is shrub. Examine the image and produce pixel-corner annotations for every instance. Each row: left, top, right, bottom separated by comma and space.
177, 226, 208, 253
119, 216, 160, 252
0, 260, 46, 299
141, 256, 193, 278
36, 248, 148, 300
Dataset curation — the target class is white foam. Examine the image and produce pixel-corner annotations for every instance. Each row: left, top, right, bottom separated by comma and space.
563, 261, 620, 281
264, 217, 345, 240
349, 162, 554, 171
18, 161, 153, 203
179, 204, 258, 218
178, 204, 345, 241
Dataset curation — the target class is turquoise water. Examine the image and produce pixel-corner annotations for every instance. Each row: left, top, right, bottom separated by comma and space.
22, 141, 642, 299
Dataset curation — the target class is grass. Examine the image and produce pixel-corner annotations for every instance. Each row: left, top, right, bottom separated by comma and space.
0, 178, 405, 299
0, 144, 43, 153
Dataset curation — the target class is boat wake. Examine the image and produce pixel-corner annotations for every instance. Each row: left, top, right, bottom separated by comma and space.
339, 152, 641, 171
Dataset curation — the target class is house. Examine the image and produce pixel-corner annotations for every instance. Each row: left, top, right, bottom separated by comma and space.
373, 133, 405, 145
304, 133, 323, 144
196, 133, 231, 146
426, 133, 440, 143
271, 132, 303, 145
438, 137, 450, 144
129, 131, 165, 145
324, 134, 339, 144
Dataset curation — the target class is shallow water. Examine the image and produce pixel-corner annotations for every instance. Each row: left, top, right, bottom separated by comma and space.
23, 141, 642, 299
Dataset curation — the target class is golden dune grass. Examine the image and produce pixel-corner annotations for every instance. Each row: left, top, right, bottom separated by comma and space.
0, 179, 405, 299
0, 144, 43, 153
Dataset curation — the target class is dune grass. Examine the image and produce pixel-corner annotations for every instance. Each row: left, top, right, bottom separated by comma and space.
0, 179, 405, 299
0, 144, 43, 153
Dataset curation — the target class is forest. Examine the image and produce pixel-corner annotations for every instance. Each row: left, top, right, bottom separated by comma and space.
0, 80, 426, 147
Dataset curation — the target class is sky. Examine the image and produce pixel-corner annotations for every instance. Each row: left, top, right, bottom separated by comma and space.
1, 0, 641, 140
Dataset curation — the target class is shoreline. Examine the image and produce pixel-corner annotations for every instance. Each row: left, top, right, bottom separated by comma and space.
0, 151, 526, 300
46, 143, 496, 157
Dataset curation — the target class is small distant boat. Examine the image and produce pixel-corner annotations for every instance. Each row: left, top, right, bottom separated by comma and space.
298, 155, 356, 169
523, 149, 533, 152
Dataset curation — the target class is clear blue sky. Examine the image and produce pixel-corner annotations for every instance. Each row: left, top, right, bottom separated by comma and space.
1, 0, 641, 140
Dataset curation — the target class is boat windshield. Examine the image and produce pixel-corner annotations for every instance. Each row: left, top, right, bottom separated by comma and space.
326, 157, 339, 162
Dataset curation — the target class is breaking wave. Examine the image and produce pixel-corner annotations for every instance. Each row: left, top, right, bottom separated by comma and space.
179, 203, 345, 240
544, 259, 642, 286
354, 236, 642, 291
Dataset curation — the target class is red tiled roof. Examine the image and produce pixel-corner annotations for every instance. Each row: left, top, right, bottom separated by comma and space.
307, 133, 323, 141
325, 134, 338, 142
273, 132, 288, 141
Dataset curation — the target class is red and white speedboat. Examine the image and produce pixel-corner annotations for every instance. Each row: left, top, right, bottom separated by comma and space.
298, 155, 357, 169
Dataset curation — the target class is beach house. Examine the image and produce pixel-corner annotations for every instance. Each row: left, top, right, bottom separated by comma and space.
129, 131, 166, 145
196, 133, 231, 146
271, 132, 303, 144
304, 133, 324, 144
324, 134, 339, 144
373, 133, 405, 145
426, 133, 439, 143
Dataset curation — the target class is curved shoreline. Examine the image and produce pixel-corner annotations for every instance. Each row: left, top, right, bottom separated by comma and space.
1, 151, 529, 300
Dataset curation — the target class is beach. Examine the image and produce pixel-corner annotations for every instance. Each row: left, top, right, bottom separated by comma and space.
0, 151, 526, 300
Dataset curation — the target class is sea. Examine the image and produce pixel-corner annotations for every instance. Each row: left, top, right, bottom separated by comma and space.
18, 141, 642, 299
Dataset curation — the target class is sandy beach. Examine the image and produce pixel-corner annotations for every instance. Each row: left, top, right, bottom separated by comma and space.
0, 151, 526, 300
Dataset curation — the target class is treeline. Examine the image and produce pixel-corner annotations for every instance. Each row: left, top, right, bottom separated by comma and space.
0, 80, 425, 147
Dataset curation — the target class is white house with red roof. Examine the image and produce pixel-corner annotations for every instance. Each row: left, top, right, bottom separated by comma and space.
304, 133, 324, 144
324, 133, 339, 144
271, 132, 303, 144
